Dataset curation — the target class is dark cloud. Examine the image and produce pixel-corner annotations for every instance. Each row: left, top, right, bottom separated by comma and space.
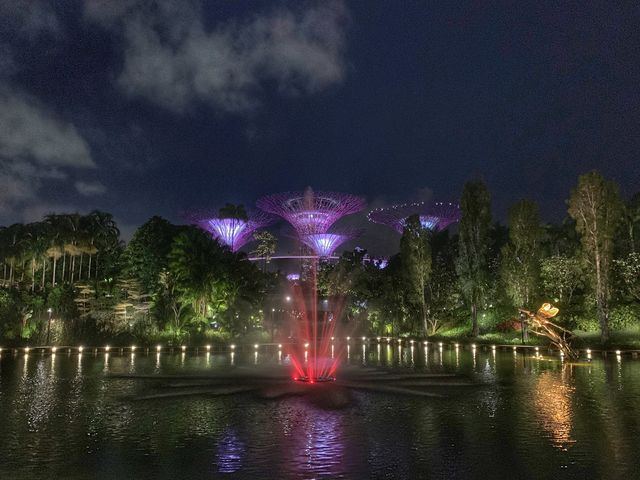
86, 0, 348, 113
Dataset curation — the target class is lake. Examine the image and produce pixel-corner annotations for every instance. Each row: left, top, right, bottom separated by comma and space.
0, 343, 639, 479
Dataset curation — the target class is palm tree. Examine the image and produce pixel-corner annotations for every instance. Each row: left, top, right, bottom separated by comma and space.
87, 211, 119, 280
44, 214, 66, 287
4, 223, 27, 286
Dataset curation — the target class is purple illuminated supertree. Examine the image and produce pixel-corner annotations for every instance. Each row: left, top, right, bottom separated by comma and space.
367, 201, 461, 233
300, 232, 357, 257
256, 187, 365, 236
189, 210, 274, 252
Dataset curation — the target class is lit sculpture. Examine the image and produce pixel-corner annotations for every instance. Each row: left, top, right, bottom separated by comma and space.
301, 232, 356, 257
367, 201, 461, 233
256, 187, 365, 236
519, 303, 577, 359
190, 211, 273, 252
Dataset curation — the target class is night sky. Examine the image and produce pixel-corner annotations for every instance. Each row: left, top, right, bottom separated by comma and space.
1, 1, 639, 250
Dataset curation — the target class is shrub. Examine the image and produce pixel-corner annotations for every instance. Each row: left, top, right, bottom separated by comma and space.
609, 304, 640, 331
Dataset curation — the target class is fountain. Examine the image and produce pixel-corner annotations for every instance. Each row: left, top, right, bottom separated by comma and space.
287, 262, 341, 383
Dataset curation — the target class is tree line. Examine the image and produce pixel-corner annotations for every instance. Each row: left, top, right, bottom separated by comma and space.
1, 170, 639, 346
318, 171, 640, 345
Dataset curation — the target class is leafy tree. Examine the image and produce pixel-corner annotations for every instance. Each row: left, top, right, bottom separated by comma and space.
400, 215, 432, 335
615, 252, 640, 302
501, 200, 543, 309
251, 230, 277, 271
568, 171, 624, 342
624, 193, 640, 253
456, 179, 492, 336
540, 255, 584, 305
168, 228, 229, 322
124, 216, 179, 292
425, 248, 459, 335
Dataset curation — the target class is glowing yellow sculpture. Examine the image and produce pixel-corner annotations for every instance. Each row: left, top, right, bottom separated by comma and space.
519, 303, 577, 359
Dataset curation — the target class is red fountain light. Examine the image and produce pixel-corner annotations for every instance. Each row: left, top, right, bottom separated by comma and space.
286, 267, 345, 383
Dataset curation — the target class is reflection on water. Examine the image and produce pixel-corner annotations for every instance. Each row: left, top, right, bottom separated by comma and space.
1, 346, 640, 479
533, 368, 576, 449
217, 429, 245, 473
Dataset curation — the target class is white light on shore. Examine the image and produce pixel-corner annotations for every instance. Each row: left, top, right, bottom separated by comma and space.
304, 343, 309, 348
105, 345, 110, 352
230, 344, 235, 350
131, 345, 136, 352
616, 350, 621, 355
254, 344, 259, 349
181, 345, 186, 352
51, 347, 56, 353
156, 345, 161, 352
206, 345, 211, 351
25, 347, 30, 353
78, 346, 84, 353
278, 344, 282, 349
586, 348, 591, 354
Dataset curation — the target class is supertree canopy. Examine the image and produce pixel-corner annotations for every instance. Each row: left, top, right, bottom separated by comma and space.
189, 210, 273, 252
367, 201, 461, 233
256, 187, 366, 236
300, 232, 356, 257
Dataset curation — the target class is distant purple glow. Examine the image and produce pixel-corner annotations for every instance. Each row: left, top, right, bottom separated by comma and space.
367, 201, 460, 233
204, 218, 250, 251
373, 258, 389, 269
301, 233, 354, 257
256, 187, 365, 235
286, 273, 300, 281
189, 210, 273, 251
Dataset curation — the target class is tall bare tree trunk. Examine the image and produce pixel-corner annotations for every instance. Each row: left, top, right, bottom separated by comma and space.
41, 259, 46, 289
52, 256, 57, 286
61, 253, 66, 284
471, 302, 478, 337
31, 258, 36, 292
78, 252, 83, 279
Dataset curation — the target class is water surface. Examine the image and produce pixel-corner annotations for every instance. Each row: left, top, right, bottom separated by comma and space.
1, 345, 639, 479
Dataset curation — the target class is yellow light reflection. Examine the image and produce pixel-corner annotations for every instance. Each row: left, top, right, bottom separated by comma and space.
533, 370, 575, 449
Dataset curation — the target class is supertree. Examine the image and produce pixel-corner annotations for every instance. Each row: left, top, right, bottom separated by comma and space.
367, 201, 461, 233
189, 210, 274, 252
256, 187, 366, 236
300, 231, 357, 257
